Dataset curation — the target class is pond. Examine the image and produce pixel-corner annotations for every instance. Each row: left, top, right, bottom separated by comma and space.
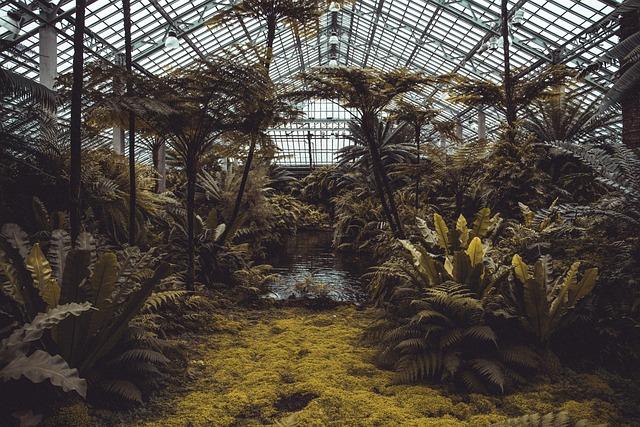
266, 231, 371, 303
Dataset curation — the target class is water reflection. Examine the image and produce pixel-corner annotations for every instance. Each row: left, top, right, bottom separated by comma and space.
267, 231, 370, 303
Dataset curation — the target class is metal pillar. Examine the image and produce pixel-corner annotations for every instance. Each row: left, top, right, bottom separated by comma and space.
455, 121, 463, 140
39, 5, 57, 90
157, 141, 166, 193
112, 52, 125, 154
477, 110, 486, 141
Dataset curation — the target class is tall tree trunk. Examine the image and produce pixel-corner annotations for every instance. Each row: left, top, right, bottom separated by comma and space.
414, 123, 420, 211
185, 153, 197, 290
265, 15, 277, 72
501, 0, 516, 143
69, 0, 86, 245
123, 0, 136, 245
621, 10, 640, 148
223, 134, 257, 244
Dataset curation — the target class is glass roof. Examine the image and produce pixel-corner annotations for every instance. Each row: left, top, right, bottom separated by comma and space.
1, 0, 622, 165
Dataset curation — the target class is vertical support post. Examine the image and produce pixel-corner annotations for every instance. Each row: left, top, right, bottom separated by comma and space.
39, 4, 57, 90
477, 110, 486, 141
455, 121, 463, 140
307, 131, 314, 169
112, 53, 125, 154
157, 141, 166, 193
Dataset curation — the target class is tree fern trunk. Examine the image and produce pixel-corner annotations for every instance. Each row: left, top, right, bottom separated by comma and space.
223, 134, 257, 244
621, 10, 640, 149
69, 0, 86, 245
501, 0, 517, 144
185, 153, 197, 290
415, 123, 420, 211
123, 0, 136, 245
265, 15, 277, 72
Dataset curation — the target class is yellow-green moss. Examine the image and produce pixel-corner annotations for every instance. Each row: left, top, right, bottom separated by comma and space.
125, 306, 637, 427
42, 402, 92, 427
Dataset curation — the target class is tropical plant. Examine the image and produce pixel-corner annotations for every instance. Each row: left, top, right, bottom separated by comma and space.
367, 209, 537, 393
294, 67, 436, 238
578, 0, 640, 134
0, 302, 91, 399
69, 0, 87, 244
0, 66, 56, 110
0, 224, 171, 403
508, 254, 598, 345
207, 0, 326, 72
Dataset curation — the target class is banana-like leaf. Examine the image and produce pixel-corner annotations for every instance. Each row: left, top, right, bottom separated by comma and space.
0, 224, 30, 260
452, 251, 471, 284
86, 253, 119, 341
433, 213, 449, 253
569, 267, 598, 306
533, 258, 549, 288
471, 208, 492, 239
80, 262, 168, 374
0, 350, 87, 398
444, 257, 454, 277
213, 223, 226, 242
26, 243, 60, 308
456, 214, 469, 248
205, 210, 218, 232
48, 230, 71, 285
523, 278, 550, 342
512, 254, 530, 284
0, 261, 23, 305
400, 240, 440, 285
465, 237, 484, 268
1, 302, 92, 353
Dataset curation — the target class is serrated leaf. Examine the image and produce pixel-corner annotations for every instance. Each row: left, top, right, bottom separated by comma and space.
471, 208, 492, 239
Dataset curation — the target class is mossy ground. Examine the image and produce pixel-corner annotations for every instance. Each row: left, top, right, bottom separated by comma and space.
95, 305, 638, 427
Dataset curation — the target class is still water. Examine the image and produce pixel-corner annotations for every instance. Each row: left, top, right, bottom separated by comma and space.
266, 231, 370, 303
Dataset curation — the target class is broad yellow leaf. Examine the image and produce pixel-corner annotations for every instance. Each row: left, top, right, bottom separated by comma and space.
569, 267, 598, 305
512, 254, 529, 284
465, 237, 484, 267
456, 215, 469, 247
26, 243, 60, 307
444, 257, 454, 277
433, 213, 449, 253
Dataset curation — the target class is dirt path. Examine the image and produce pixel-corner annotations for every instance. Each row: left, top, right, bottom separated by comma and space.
113, 306, 636, 426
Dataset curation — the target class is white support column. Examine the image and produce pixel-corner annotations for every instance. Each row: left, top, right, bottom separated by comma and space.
157, 141, 166, 193
477, 110, 486, 141
455, 121, 463, 140
112, 53, 126, 154
39, 5, 57, 90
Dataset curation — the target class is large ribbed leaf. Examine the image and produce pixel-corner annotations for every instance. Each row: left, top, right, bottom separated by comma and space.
471, 208, 492, 239
433, 213, 449, 253
598, 61, 640, 114
82, 253, 120, 349
512, 254, 530, 284
48, 230, 71, 285
26, 243, 60, 308
1, 302, 92, 353
465, 237, 484, 267
569, 267, 598, 306
0, 223, 30, 260
455, 214, 469, 247
0, 350, 87, 398
523, 278, 550, 342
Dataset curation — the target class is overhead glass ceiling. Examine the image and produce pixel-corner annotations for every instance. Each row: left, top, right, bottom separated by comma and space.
1, 0, 622, 166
